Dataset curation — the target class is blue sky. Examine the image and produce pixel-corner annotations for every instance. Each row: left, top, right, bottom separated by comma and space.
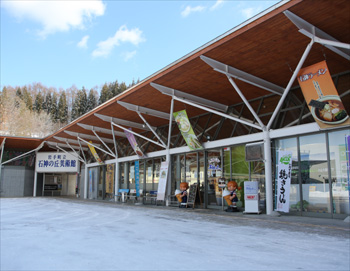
1, 0, 279, 91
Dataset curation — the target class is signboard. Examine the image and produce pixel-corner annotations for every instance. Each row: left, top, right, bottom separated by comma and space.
297, 61, 350, 129
36, 152, 79, 173
173, 110, 202, 151
125, 128, 145, 158
186, 183, 202, 209
276, 150, 292, 213
245, 142, 264, 161
88, 141, 104, 165
157, 161, 169, 201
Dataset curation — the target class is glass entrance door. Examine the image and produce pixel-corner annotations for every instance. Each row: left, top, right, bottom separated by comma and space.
300, 134, 331, 216
206, 149, 223, 209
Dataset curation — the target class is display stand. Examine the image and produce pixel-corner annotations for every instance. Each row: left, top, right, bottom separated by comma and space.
243, 181, 261, 214
186, 183, 202, 209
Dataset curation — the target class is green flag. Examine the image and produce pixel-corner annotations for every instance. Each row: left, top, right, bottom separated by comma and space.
173, 110, 202, 150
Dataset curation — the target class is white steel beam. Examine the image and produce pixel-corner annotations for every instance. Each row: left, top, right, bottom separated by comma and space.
95, 113, 153, 131
200, 55, 284, 96
91, 130, 116, 158
118, 101, 170, 120
151, 83, 262, 130
150, 83, 228, 112
53, 136, 89, 146
46, 142, 85, 164
284, 10, 350, 60
77, 137, 115, 158
46, 141, 88, 151
77, 123, 126, 138
64, 130, 114, 144
267, 39, 314, 130
227, 76, 265, 129
111, 121, 166, 149
1, 141, 45, 166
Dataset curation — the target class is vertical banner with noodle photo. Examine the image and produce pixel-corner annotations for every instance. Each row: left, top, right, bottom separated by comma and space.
88, 141, 104, 165
297, 61, 350, 129
124, 128, 145, 158
173, 110, 203, 151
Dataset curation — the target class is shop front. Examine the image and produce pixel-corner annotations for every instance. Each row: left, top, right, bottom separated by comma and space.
274, 127, 350, 219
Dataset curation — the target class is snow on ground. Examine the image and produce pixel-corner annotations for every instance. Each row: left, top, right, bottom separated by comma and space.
1, 198, 349, 271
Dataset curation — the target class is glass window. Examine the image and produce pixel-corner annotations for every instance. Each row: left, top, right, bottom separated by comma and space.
300, 133, 330, 214
328, 129, 350, 215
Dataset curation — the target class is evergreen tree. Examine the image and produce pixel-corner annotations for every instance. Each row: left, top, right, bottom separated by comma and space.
57, 91, 68, 124
79, 87, 88, 116
99, 83, 110, 104
43, 92, 52, 113
87, 89, 97, 111
16, 88, 22, 99
34, 92, 44, 113
22, 86, 33, 111
71, 88, 88, 120
51, 92, 58, 122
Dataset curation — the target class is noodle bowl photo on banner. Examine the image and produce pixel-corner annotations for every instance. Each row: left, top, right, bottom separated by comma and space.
297, 61, 350, 129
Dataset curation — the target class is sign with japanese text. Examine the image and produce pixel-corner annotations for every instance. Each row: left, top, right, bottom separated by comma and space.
88, 141, 104, 165
276, 150, 292, 213
297, 61, 350, 129
157, 161, 169, 201
125, 128, 145, 158
36, 152, 79, 173
173, 110, 202, 151
106, 164, 114, 194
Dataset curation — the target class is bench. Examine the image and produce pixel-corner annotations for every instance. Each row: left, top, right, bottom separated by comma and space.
144, 190, 157, 205
128, 189, 143, 203
115, 189, 129, 203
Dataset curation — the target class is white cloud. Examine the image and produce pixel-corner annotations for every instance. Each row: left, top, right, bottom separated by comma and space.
2, 0, 105, 38
181, 5, 206, 17
92, 25, 145, 58
77, 35, 90, 49
122, 51, 137, 62
210, 0, 224, 11
241, 7, 263, 20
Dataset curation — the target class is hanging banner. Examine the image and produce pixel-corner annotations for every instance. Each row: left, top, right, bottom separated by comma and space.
157, 161, 169, 201
106, 164, 114, 194
173, 110, 202, 150
276, 150, 292, 213
88, 141, 104, 165
135, 161, 140, 197
125, 128, 145, 158
297, 61, 350, 129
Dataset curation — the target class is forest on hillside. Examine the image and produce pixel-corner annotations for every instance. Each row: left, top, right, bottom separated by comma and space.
0, 79, 139, 138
